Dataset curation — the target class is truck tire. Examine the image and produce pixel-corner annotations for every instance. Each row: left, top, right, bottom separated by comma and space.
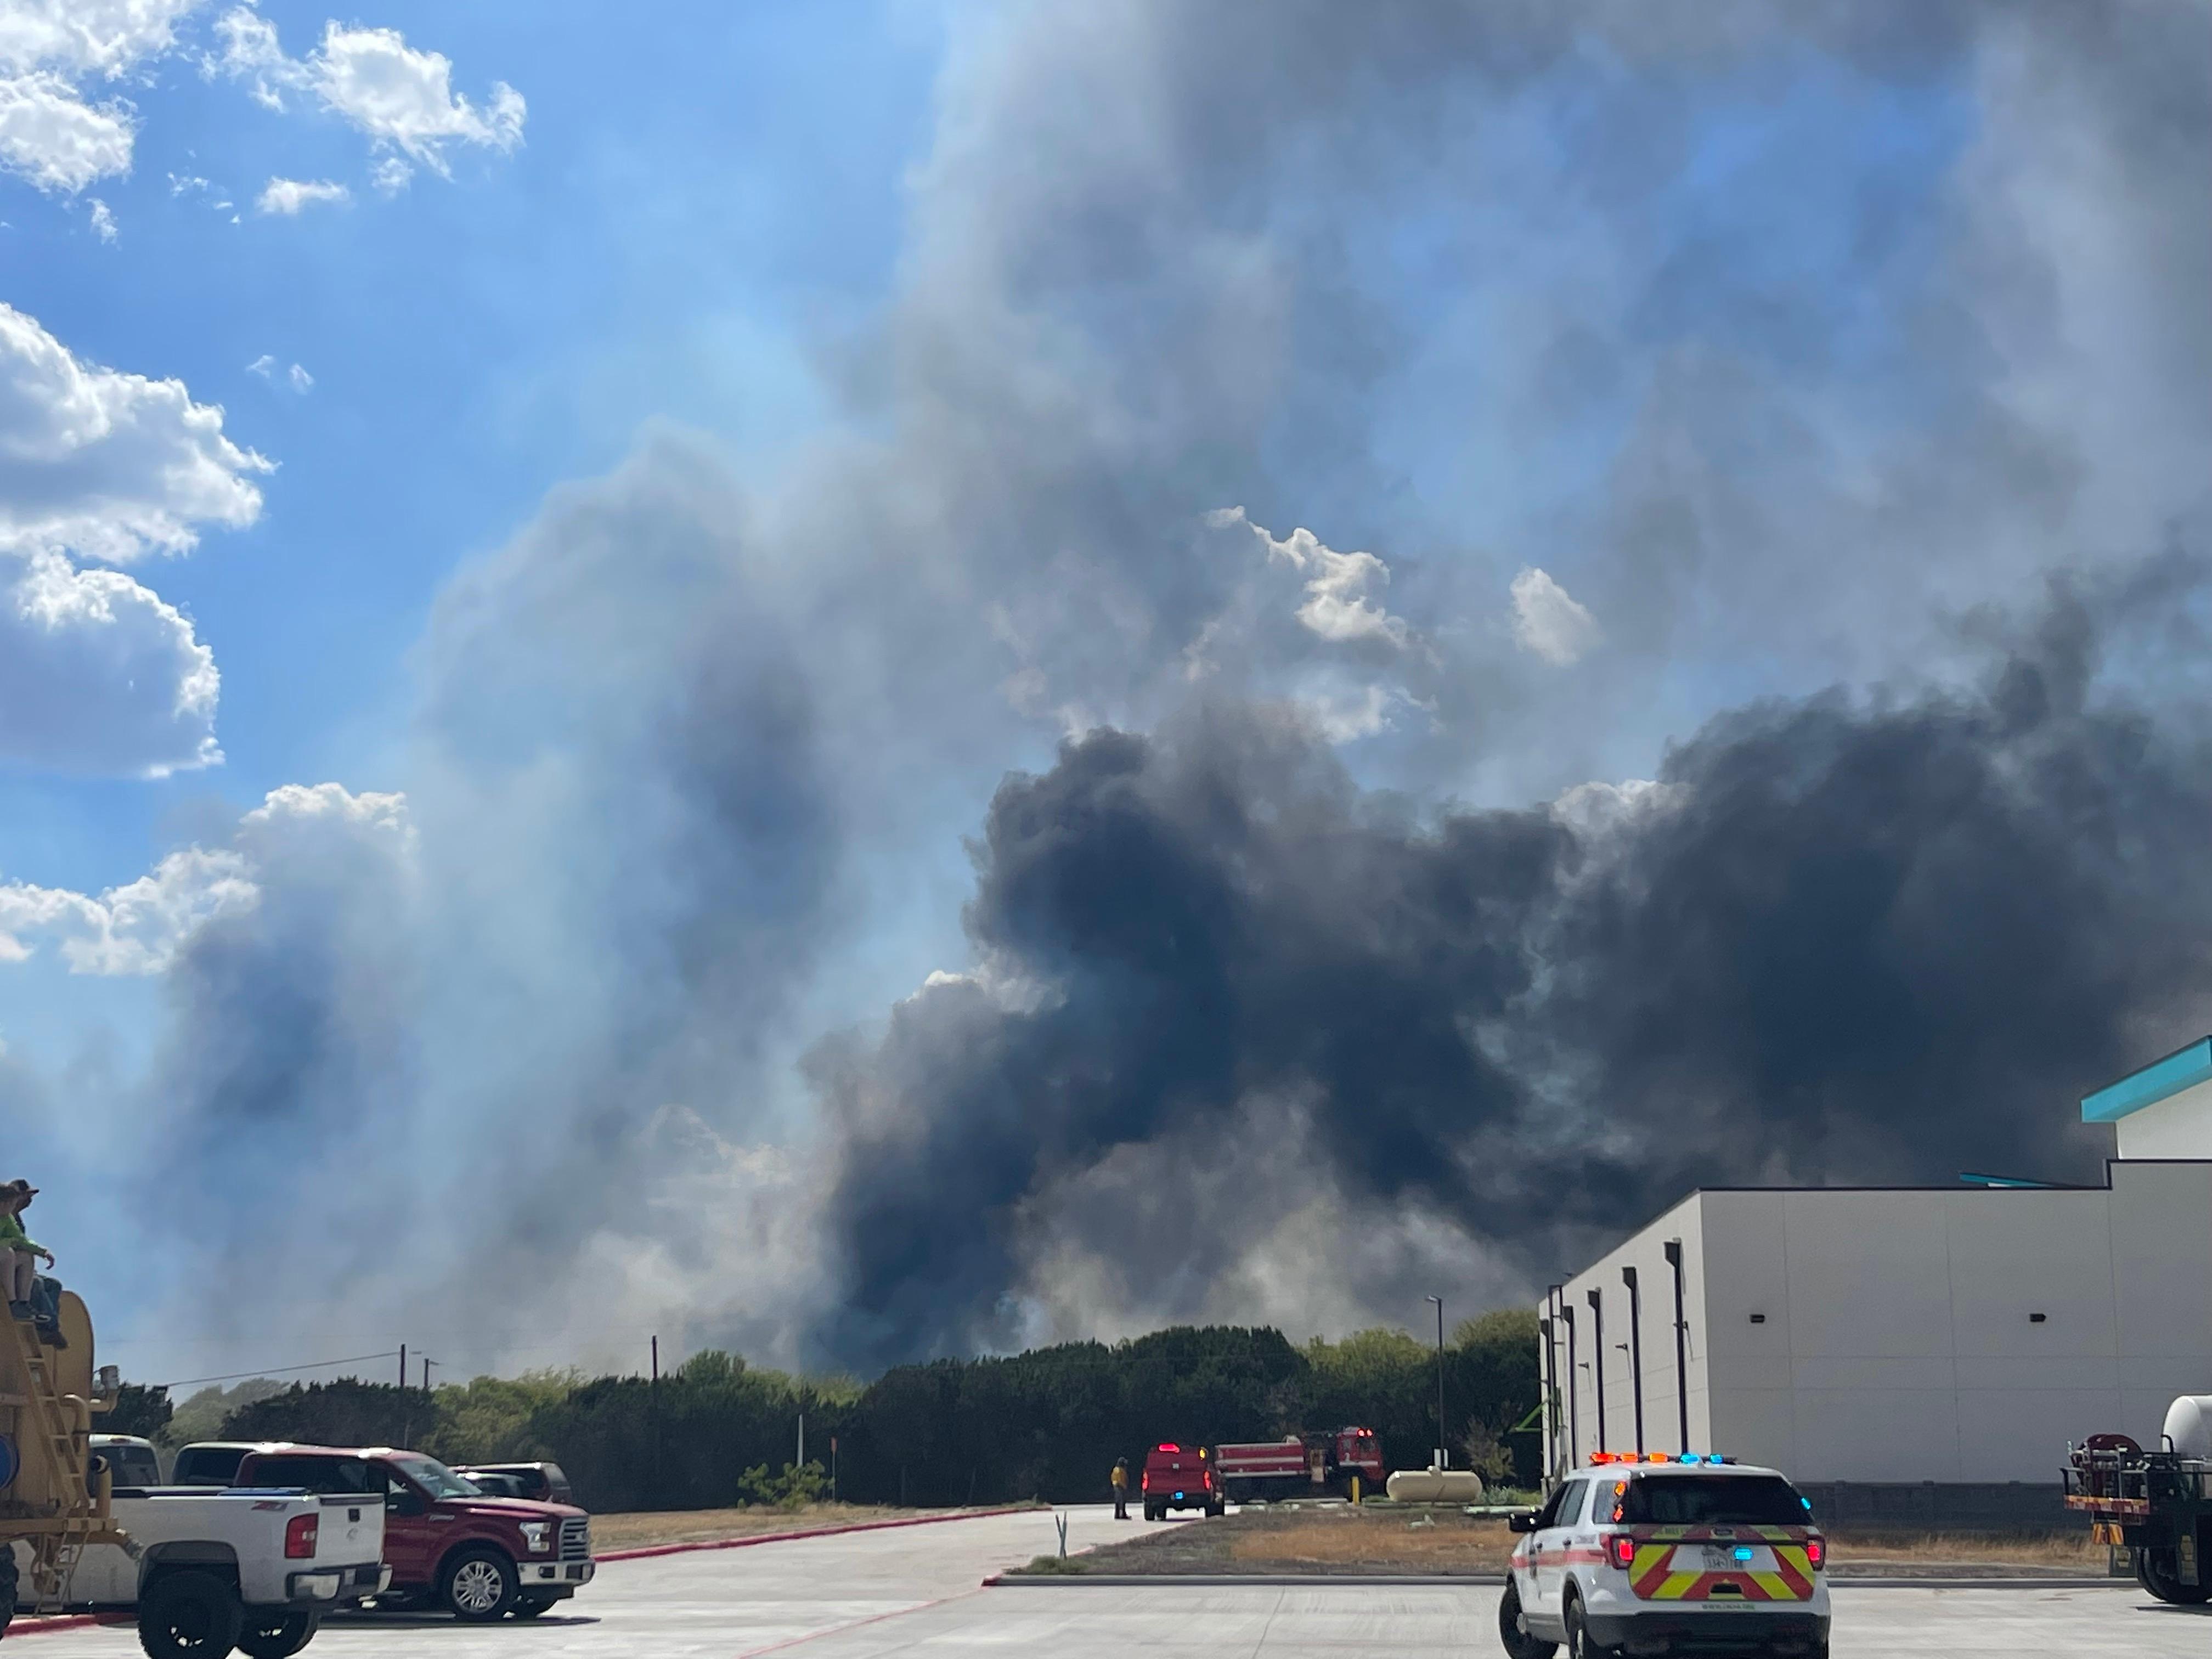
2137, 1545, 2212, 1605
137, 1569, 245, 1659
1, 1545, 16, 1639
1561, 1588, 1605, 1659
236, 1609, 320, 1658
440, 1548, 518, 1622
1496, 1579, 1557, 1659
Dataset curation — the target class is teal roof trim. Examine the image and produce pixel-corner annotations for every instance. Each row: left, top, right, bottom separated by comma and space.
2082, 1037, 2212, 1124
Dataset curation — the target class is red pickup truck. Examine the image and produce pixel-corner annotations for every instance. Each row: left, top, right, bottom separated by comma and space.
234, 1444, 594, 1621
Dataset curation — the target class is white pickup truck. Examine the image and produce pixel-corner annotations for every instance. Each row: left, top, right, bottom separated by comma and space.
9, 1465, 388, 1659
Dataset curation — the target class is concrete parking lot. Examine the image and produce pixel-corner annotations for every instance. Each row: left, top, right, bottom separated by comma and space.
25, 1506, 2208, 1656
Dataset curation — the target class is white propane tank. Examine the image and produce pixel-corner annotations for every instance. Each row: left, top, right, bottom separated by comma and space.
1385, 1467, 1486, 1504
2162, 1396, 2212, 1459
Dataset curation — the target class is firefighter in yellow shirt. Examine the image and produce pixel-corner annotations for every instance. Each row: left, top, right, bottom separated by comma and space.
1110, 1457, 1130, 1519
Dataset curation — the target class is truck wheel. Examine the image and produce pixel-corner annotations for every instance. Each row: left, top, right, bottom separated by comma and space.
1497, 1579, 1558, 1659
137, 1570, 245, 1659
441, 1548, 519, 1622
2137, 1547, 2212, 1605
1, 1545, 16, 1638
511, 1594, 557, 1619
236, 1609, 321, 1659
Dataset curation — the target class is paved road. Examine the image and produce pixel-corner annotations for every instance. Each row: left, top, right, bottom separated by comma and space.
30, 1506, 2212, 1656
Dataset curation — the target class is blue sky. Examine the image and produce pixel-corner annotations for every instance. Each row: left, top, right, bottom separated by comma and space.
3, 2, 2204, 1380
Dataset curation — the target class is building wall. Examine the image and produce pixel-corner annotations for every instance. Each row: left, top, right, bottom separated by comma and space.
2116, 1077, 2212, 1159
1541, 1192, 1712, 1476
1544, 1160, 2212, 1486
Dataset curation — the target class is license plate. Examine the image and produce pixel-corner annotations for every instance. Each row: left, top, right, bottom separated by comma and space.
1701, 1547, 1745, 1570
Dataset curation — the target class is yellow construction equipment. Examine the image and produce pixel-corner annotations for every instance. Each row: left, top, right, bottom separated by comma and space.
1, 1290, 128, 1631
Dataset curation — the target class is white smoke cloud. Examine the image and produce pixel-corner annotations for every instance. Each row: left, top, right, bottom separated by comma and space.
1510, 567, 1601, 666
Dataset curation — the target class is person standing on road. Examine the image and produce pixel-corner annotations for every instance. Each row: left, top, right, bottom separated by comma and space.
1110, 1457, 1130, 1520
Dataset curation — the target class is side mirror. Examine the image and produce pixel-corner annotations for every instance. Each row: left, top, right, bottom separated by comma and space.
1507, 1510, 1541, 1533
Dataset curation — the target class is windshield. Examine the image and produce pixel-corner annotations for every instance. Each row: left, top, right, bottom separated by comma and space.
390, 1454, 483, 1500
1618, 1475, 1810, 1527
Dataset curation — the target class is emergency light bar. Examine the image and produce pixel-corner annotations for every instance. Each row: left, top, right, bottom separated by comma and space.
1589, 1452, 1733, 1465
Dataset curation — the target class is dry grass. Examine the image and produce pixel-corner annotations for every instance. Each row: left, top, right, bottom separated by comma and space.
1825, 1529, 2104, 1572
1041, 1504, 2114, 1580
1228, 1511, 1514, 1573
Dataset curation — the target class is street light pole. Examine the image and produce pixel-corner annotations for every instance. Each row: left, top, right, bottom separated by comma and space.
1424, 1295, 1446, 1469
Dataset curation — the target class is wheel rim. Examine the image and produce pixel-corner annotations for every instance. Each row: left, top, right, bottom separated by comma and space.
452, 1560, 505, 1613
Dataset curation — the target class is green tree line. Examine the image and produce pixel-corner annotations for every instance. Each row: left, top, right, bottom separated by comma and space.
133, 1312, 1538, 1513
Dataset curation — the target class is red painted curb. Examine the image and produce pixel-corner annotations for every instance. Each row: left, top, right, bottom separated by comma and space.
3, 1616, 100, 1638
599, 1505, 1039, 1562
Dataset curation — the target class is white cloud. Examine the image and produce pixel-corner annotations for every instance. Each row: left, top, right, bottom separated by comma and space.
245, 352, 273, 377
0, 781, 413, 973
286, 362, 311, 393
1509, 566, 1602, 666
0, 0, 204, 79
0, 0, 200, 192
0, 844, 251, 972
255, 174, 347, 215
368, 154, 410, 195
1208, 505, 1412, 647
87, 195, 114, 240
0, 550, 220, 775
0, 301, 270, 563
216, 10, 524, 177
0, 69, 133, 191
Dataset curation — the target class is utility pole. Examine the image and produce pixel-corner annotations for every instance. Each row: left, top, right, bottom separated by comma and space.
651, 1336, 663, 1510
1622, 1266, 1646, 1455
398, 1345, 406, 1389
1663, 1239, 1690, 1453
1424, 1295, 1446, 1469
798, 1413, 806, 1471
421, 1356, 436, 1392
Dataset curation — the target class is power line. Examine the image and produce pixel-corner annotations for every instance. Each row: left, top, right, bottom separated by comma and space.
153, 1350, 402, 1390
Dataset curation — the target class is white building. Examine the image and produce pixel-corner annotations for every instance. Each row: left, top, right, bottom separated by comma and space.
1538, 1037, 2212, 1518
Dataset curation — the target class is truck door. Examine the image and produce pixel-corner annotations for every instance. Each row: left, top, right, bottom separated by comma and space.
1533, 1480, 1588, 1621
372, 1463, 443, 1591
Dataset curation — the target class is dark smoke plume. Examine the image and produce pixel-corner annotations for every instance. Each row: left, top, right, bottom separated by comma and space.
819, 575, 2212, 1367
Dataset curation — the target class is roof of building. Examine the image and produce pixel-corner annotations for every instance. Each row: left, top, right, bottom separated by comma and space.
2081, 1036, 2212, 1125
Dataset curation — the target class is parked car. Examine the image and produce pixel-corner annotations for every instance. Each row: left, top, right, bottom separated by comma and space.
12, 1480, 388, 1657
453, 1463, 575, 1505
172, 1442, 286, 1488
86, 1433, 163, 1491
233, 1446, 592, 1622
460, 1471, 529, 1498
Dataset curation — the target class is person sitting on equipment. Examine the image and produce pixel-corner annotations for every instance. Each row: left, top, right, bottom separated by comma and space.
1, 1180, 63, 1345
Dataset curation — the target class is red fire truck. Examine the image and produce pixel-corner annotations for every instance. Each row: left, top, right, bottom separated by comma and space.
1212, 1427, 1385, 1503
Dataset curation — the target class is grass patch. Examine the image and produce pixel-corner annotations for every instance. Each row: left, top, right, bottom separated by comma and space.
1023, 1554, 1089, 1575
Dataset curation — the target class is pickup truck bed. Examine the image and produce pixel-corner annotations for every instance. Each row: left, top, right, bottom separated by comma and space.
12, 1486, 388, 1645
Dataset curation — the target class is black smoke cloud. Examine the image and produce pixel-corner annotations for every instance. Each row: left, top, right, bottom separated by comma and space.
818, 574, 2212, 1367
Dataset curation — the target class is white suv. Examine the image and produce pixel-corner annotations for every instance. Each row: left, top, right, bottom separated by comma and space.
1498, 1454, 1830, 1659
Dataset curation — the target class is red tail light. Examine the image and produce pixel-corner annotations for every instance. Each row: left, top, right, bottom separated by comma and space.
1607, 1533, 1636, 1570
1804, 1536, 1825, 1571
1141, 1472, 1150, 1493
285, 1514, 319, 1560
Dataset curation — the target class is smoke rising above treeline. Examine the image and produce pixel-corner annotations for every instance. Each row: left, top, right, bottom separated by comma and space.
819, 571, 2212, 1365
5, 1, 2210, 1381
